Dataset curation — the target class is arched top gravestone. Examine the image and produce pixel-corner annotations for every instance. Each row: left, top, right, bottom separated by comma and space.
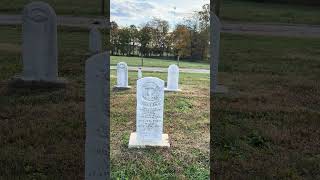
165, 64, 181, 92
89, 27, 102, 54
85, 52, 109, 179
22, 1, 57, 81
115, 62, 131, 89
129, 77, 170, 148
9, 2, 66, 88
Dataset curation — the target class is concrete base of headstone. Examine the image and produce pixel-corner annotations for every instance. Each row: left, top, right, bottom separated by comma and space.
128, 132, 170, 148
164, 88, 182, 92
9, 75, 67, 88
214, 85, 228, 94
113, 85, 131, 90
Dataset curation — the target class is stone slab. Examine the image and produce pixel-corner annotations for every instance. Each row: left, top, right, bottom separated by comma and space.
113, 85, 131, 91
8, 75, 67, 88
128, 132, 170, 148
164, 88, 182, 92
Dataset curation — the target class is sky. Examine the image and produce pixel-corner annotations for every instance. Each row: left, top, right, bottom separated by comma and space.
111, 0, 209, 29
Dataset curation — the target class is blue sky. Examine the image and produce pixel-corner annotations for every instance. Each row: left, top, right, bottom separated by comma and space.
111, 0, 209, 29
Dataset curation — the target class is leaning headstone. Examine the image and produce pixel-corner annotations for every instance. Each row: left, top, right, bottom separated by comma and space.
129, 77, 170, 148
85, 52, 109, 179
89, 27, 102, 54
9, 1, 66, 88
114, 62, 131, 89
210, 13, 228, 94
138, 67, 142, 79
165, 64, 181, 92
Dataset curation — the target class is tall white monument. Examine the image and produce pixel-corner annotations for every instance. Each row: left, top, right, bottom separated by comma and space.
129, 77, 170, 148
165, 64, 181, 92
85, 52, 109, 179
114, 62, 131, 89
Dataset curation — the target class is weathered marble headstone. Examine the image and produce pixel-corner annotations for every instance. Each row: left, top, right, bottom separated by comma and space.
89, 27, 102, 54
114, 62, 131, 89
129, 77, 170, 148
85, 52, 109, 179
210, 13, 228, 94
138, 67, 142, 79
165, 64, 181, 92
9, 2, 66, 88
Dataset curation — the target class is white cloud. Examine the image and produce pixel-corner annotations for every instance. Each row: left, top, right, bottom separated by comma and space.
111, 0, 209, 29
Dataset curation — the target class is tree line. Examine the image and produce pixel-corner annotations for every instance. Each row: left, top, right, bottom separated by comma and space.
110, 4, 210, 61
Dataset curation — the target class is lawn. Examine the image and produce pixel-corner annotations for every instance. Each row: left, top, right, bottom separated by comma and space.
110, 71, 210, 179
111, 56, 210, 69
221, 0, 320, 24
212, 34, 320, 178
0, 24, 320, 179
0, 0, 106, 16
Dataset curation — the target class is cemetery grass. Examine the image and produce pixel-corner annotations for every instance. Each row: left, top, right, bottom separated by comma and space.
222, 0, 320, 25
0, 24, 319, 179
110, 71, 210, 179
111, 56, 209, 69
0, 0, 104, 16
212, 35, 320, 178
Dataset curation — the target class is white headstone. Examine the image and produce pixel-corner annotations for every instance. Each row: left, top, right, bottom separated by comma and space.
210, 13, 228, 94
115, 62, 130, 89
165, 64, 181, 92
21, 2, 58, 81
85, 52, 109, 179
89, 27, 102, 54
129, 77, 170, 148
138, 68, 142, 79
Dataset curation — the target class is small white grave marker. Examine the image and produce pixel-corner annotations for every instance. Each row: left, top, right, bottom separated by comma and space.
114, 62, 131, 89
129, 77, 170, 148
138, 67, 142, 79
165, 64, 181, 92
211, 13, 228, 94
89, 27, 102, 54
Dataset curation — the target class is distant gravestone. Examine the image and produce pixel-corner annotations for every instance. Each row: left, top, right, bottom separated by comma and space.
85, 52, 109, 179
89, 27, 102, 54
138, 67, 142, 79
165, 64, 181, 92
211, 13, 228, 94
129, 77, 170, 148
114, 62, 131, 89
9, 1, 66, 88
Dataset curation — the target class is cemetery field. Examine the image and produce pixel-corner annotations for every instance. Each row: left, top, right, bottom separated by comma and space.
0, 22, 319, 179
0, 0, 104, 16
221, 0, 320, 24
111, 56, 210, 69
110, 71, 210, 179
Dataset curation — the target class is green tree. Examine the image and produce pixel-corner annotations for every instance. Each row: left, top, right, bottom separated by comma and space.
147, 18, 170, 56
118, 27, 131, 56
110, 21, 119, 55
138, 25, 152, 57
129, 25, 138, 56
